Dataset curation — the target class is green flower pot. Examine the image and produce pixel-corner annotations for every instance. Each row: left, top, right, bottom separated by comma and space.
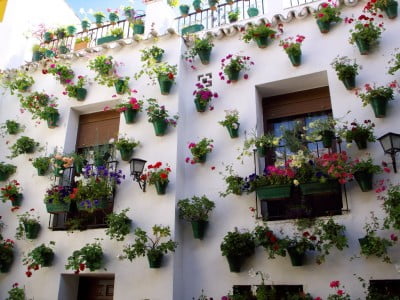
66, 25, 76, 36
152, 119, 168, 136
11, 193, 23, 207
44, 32, 53, 43
194, 154, 207, 163
32, 51, 44, 62
97, 34, 123, 45
287, 246, 305, 266
370, 96, 388, 118
114, 79, 128, 95
41, 251, 55, 267
0, 252, 13, 273
46, 202, 71, 214
58, 45, 69, 54
354, 134, 368, 150
197, 48, 211, 65
119, 148, 133, 161
193, 0, 202, 12
147, 251, 163, 268
53, 166, 64, 177
254, 36, 269, 48
154, 53, 163, 63
288, 52, 301, 67
354, 171, 373, 192
342, 75, 356, 90
123, 108, 138, 124
226, 255, 244, 273
154, 181, 168, 195
257, 146, 267, 157
208, 0, 218, 9
81, 20, 91, 31
355, 38, 371, 55
316, 19, 330, 33
299, 180, 340, 195
45, 49, 55, 58
226, 69, 240, 82
24, 222, 40, 239
191, 220, 208, 239
256, 184, 292, 200
36, 166, 48, 176
179, 5, 190, 16
109, 12, 119, 24
95, 15, 105, 26
76, 88, 87, 101
46, 112, 60, 128
247, 7, 259, 17
385, 1, 398, 18
226, 124, 239, 138
194, 98, 208, 112
321, 130, 335, 148
158, 77, 174, 95
133, 24, 145, 34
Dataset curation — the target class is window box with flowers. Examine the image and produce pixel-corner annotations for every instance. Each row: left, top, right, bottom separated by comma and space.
122, 225, 178, 268
144, 161, 172, 195
356, 81, 398, 118
44, 185, 73, 213
219, 109, 240, 138
0, 239, 15, 273
187, 138, 214, 164
74, 36, 90, 51
65, 241, 104, 273
45, 63, 75, 85
242, 23, 277, 48
16, 209, 41, 240
22, 241, 55, 278
114, 135, 140, 161
349, 155, 382, 192
331, 56, 360, 90
0, 162, 16, 181
313, 1, 342, 33
1, 180, 23, 208
146, 98, 178, 136
338, 119, 376, 150
279, 35, 305, 67
64, 75, 88, 101
219, 54, 254, 83
192, 82, 218, 112
115, 96, 143, 124
347, 14, 385, 55
365, 0, 398, 19
184, 35, 214, 65
97, 27, 124, 45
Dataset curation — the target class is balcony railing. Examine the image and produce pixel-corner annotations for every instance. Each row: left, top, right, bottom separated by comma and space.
283, 0, 321, 9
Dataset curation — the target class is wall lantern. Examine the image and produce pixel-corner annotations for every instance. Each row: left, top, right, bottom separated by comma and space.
129, 158, 147, 192
377, 132, 400, 173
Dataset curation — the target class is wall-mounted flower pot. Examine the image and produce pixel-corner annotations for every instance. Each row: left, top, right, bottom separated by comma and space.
228, 16, 238, 23
197, 48, 211, 65
354, 171, 373, 192
208, 0, 218, 10
58, 45, 69, 54
341, 75, 356, 90
95, 15, 105, 27
256, 146, 266, 157
41, 251, 55, 267
155, 181, 168, 195
76, 88, 87, 101
147, 251, 163, 268
0, 171, 11, 181
226, 123, 239, 138
355, 38, 371, 55
256, 184, 292, 200
11, 193, 23, 207
109, 13, 119, 24
316, 19, 330, 33
66, 25, 77, 36
36, 166, 48, 176
0, 253, 13, 273
191, 220, 208, 239
44, 32, 53, 43
53, 166, 64, 177
97, 34, 123, 45
45, 49, 55, 58
119, 148, 133, 161
385, 1, 398, 18
81, 20, 90, 31
321, 130, 335, 148
287, 246, 305, 266
158, 77, 174, 95
226, 255, 244, 272
123, 108, 138, 124
299, 180, 340, 196
288, 52, 301, 67
353, 134, 368, 150
74, 41, 89, 51
370, 96, 388, 118
32, 51, 44, 62
254, 36, 269, 48
226, 69, 240, 82
194, 154, 207, 163
46, 202, 71, 214
179, 5, 190, 16
152, 119, 168, 136
133, 24, 145, 34
194, 98, 208, 112
114, 78, 128, 95
46, 112, 60, 129
24, 222, 40, 239
247, 7, 259, 17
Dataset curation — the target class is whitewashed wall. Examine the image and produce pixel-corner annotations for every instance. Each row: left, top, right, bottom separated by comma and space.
1, 0, 400, 299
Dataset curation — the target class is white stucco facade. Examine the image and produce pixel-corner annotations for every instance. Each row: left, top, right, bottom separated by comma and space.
1, 0, 400, 299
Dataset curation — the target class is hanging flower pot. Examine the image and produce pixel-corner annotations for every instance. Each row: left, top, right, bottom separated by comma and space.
370, 96, 388, 118
191, 220, 208, 239
46, 112, 60, 128
75, 88, 87, 101
226, 255, 244, 272
341, 75, 356, 90
81, 20, 90, 31
36, 166, 48, 176
41, 251, 55, 267
147, 251, 163, 268
32, 51, 44, 62
287, 246, 305, 266
194, 98, 208, 112
43, 32, 54, 43
256, 184, 292, 200
46, 202, 71, 214
109, 12, 119, 24
299, 180, 340, 196
24, 222, 40, 239
94, 14, 105, 27
316, 19, 331, 33
353, 134, 368, 150
226, 123, 239, 138
158, 77, 174, 95
254, 36, 269, 48
288, 52, 302, 67
194, 154, 207, 163
11, 194, 23, 207
119, 148, 133, 161
114, 79, 128, 95
152, 119, 168, 136
384, 1, 398, 18
179, 4, 190, 16
58, 45, 69, 54
247, 7, 259, 17
66, 26, 77, 37
123, 108, 138, 124
321, 130, 335, 148
154, 181, 168, 195
226, 69, 240, 82
193, 0, 202, 12
354, 171, 373, 192
133, 24, 145, 34
208, 0, 218, 10
197, 48, 211, 65
0, 253, 13, 273
257, 146, 266, 157
355, 38, 370, 55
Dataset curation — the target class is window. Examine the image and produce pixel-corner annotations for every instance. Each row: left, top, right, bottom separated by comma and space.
232, 284, 304, 299
50, 111, 120, 230
260, 87, 343, 221
77, 275, 115, 299
368, 280, 400, 298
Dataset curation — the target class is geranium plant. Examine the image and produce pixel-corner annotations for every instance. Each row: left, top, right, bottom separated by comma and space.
253, 224, 287, 259
325, 280, 351, 300
115, 96, 143, 113
45, 62, 75, 84
279, 35, 305, 66
331, 56, 360, 90
357, 81, 397, 106
187, 138, 214, 164
105, 208, 131, 241
19, 92, 57, 120
338, 119, 375, 149
65, 240, 104, 273
43, 185, 73, 206
313, 1, 342, 33
245, 164, 295, 193
64, 75, 88, 100
1, 180, 23, 206
382, 184, 400, 231
364, 0, 399, 18
140, 45, 165, 63
146, 98, 178, 135
388, 49, 400, 75
5, 282, 25, 299
31, 156, 50, 175
238, 131, 280, 159
242, 23, 277, 48
0, 120, 24, 136
88, 55, 116, 86
15, 209, 40, 240
22, 241, 55, 277
193, 82, 218, 112
114, 135, 140, 161
219, 54, 254, 83
144, 161, 171, 185
0, 239, 15, 273
219, 164, 246, 197
183, 35, 214, 66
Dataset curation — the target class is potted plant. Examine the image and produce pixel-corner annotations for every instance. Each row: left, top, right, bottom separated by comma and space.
326, 281, 351, 300
347, 14, 385, 55
153, 63, 178, 95
228, 10, 239, 23
218, 109, 240, 138
365, 0, 398, 19
240, 132, 280, 158
15, 209, 40, 240
1, 120, 24, 135
185, 35, 214, 65
382, 184, 400, 230
179, 4, 190, 16
46, 62, 75, 84
331, 56, 360, 90
1, 180, 23, 207
81, 18, 91, 31
122, 225, 178, 268
356, 82, 397, 118
65, 241, 104, 273
37, 104, 60, 128
74, 36, 90, 51
43, 30, 54, 43
3, 71, 35, 95
242, 23, 277, 48
220, 228, 255, 272
279, 35, 306, 67
0, 162, 16, 181
115, 96, 143, 124
5, 283, 24, 299
132, 17, 145, 34
146, 98, 178, 136
282, 233, 315, 266
208, 0, 219, 10
359, 212, 395, 263
187, 138, 214, 163
50, 153, 74, 176
143, 161, 172, 195
93, 11, 106, 27
388, 49, 400, 75
64, 75, 88, 101
253, 225, 287, 259
0, 239, 15, 273
177, 195, 215, 239
54, 27, 67, 39
313, 2, 342, 33
88, 55, 115, 85
97, 27, 124, 45
306, 116, 337, 148
22, 241, 55, 277
107, 8, 120, 24
140, 46, 165, 64
66, 25, 76, 37
247, 6, 259, 17
338, 119, 376, 150
114, 135, 140, 161
105, 208, 131, 241
18, 91, 51, 119
219, 164, 245, 197
32, 156, 51, 176
113, 76, 130, 95
123, 6, 136, 22
193, 0, 202, 12
43, 185, 73, 213
31, 44, 45, 62
219, 54, 254, 83
193, 82, 218, 112
349, 155, 382, 192
9, 136, 40, 158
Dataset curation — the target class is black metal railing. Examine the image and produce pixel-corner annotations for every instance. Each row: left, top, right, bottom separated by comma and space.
284, 0, 321, 9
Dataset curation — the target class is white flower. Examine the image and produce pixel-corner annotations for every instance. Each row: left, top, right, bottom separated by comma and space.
293, 179, 299, 186
109, 138, 115, 144
347, 143, 352, 148
232, 123, 238, 130
59, 170, 64, 174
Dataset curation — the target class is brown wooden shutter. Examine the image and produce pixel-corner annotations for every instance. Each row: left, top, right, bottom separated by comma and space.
76, 111, 120, 149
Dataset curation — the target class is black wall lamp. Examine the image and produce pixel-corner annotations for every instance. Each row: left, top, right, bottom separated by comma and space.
129, 158, 147, 192
377, 132, 400, 173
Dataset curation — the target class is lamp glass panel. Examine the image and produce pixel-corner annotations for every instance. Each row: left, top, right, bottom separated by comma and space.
380, 135, 393, 152
392, 134, 400, 150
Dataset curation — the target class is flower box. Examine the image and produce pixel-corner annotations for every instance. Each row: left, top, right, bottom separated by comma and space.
46, 202, 71, 214
77, 198, 109, 212
299, 180, 340, 196
97, 34, 123, 45
256, 184, 292, 200
181, 24, 204, 35
74, 41, 89, 51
